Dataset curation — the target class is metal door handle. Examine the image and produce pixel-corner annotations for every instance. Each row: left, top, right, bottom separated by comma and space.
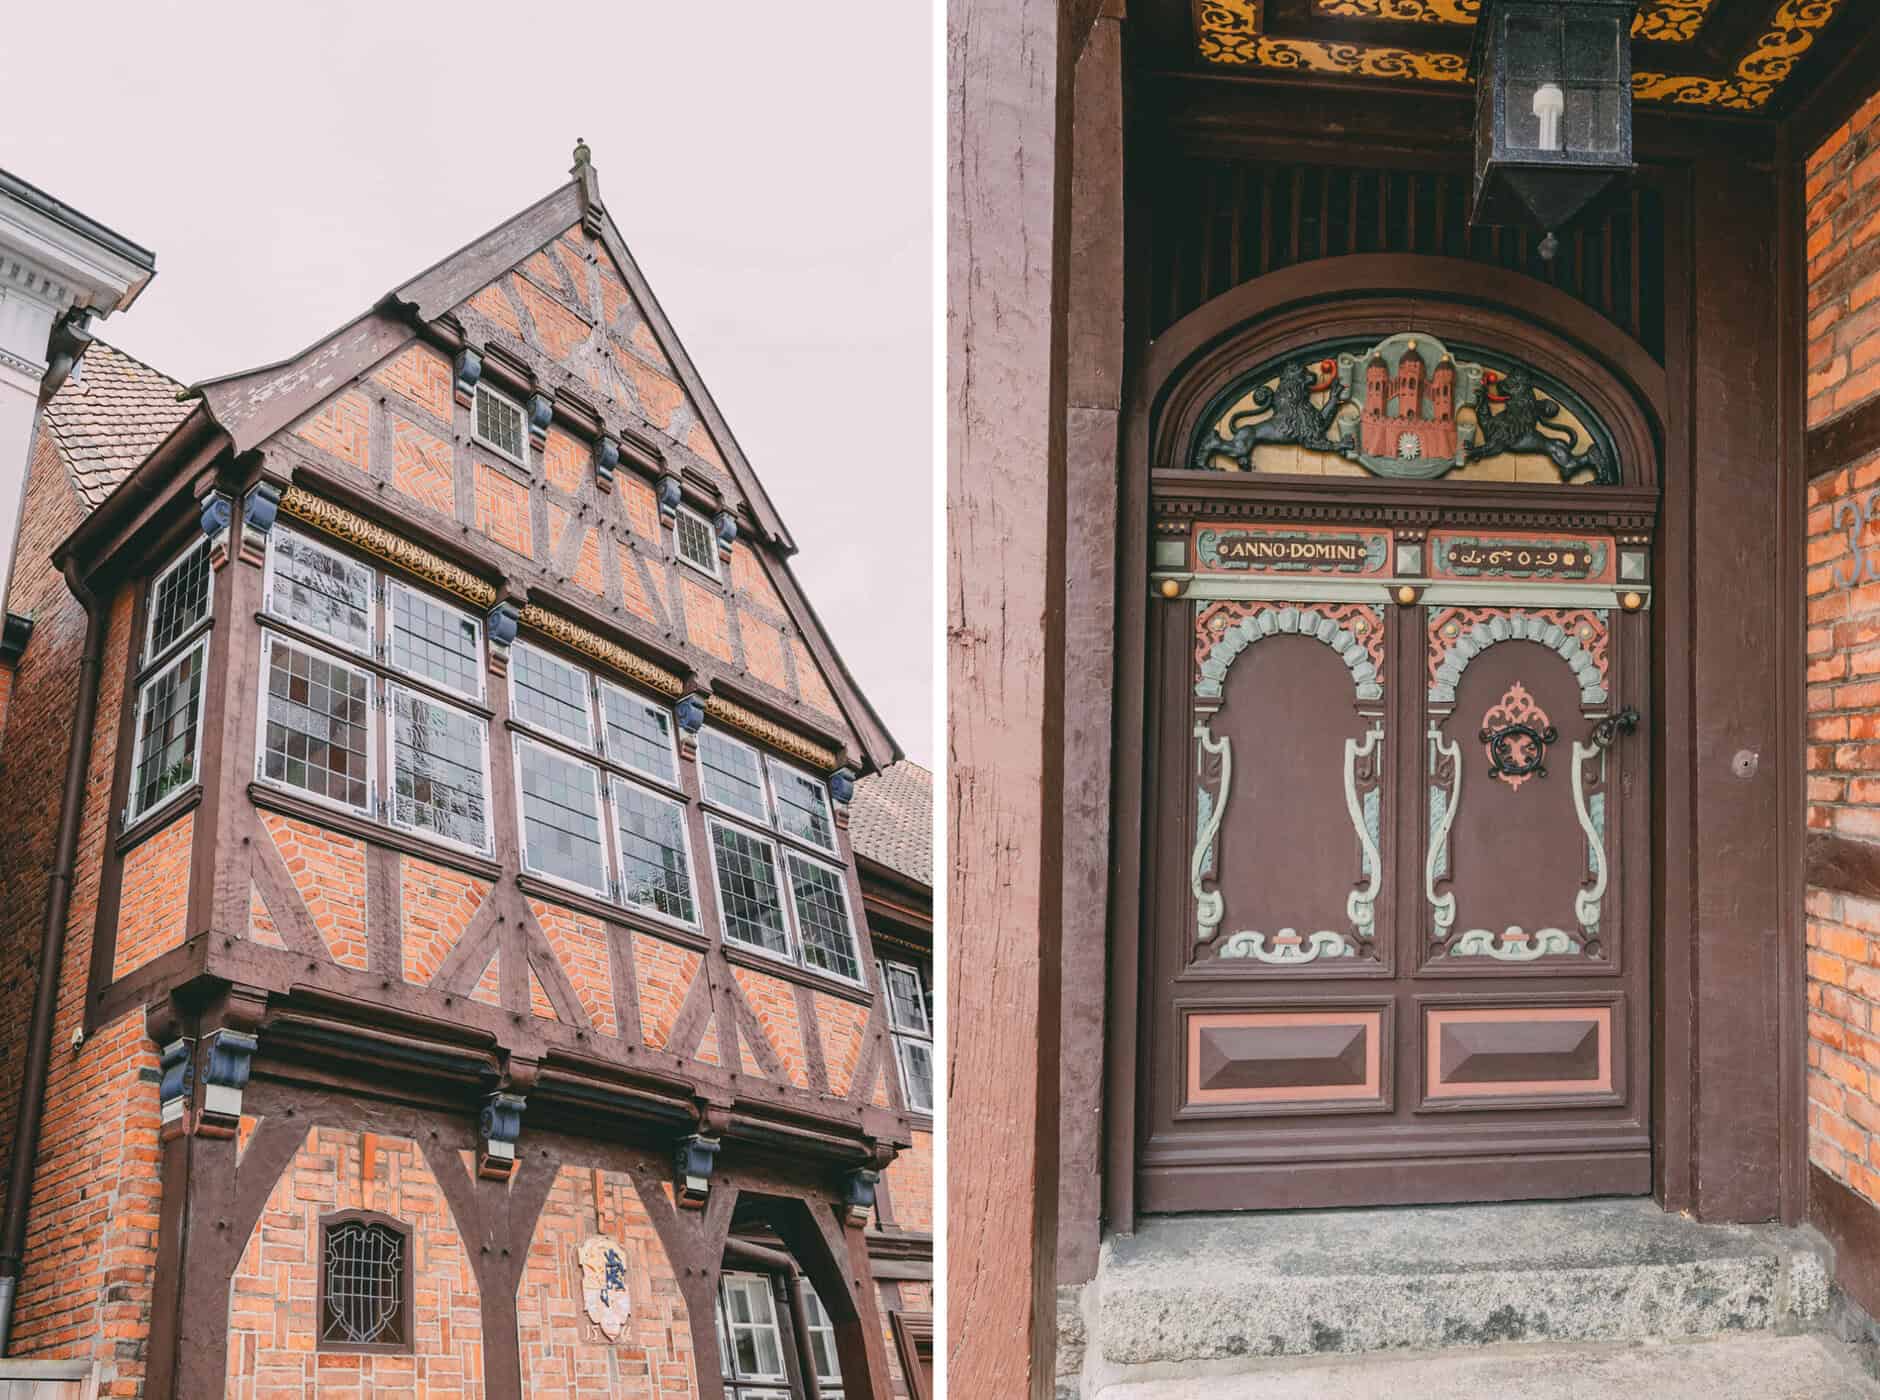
1590, 707, 1639, 750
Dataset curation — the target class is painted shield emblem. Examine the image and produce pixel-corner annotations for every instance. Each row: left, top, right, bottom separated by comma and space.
579, 1235, 633, 1341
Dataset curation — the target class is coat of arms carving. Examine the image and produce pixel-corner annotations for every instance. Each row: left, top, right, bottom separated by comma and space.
579, 1234, 634, 1341
1191, 331, 1615, 484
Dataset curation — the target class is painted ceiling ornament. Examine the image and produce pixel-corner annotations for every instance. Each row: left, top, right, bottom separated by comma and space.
579, 1235, 634, 1341
1480, 681, 1556, 790
1313, 0, 1716, 42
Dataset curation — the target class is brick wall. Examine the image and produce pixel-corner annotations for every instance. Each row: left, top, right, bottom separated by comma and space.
5, 580, 166, 1396
262, 811, 369, 971
0, 425, 87, 1224
516, 1164, 695, 1395
1805, 92, 1880, 1215
883, 1129, 933, 1236
226, 1127, 484, 1395
112, 813, 193, 980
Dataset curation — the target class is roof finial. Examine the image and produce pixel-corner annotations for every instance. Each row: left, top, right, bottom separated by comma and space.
571, 137, 592, 175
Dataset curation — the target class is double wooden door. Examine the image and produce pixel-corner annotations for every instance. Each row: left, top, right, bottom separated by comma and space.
1142, 512, 1654, 1212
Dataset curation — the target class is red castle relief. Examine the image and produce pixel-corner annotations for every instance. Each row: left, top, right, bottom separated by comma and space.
1360, 340, 1458, 462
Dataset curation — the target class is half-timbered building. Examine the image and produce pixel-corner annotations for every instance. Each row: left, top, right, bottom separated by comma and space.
949, 1, 1880, 1394
0, 148, 922, 1399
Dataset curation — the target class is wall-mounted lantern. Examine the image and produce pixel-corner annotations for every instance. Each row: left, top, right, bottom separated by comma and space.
1469, 0, 1635, 259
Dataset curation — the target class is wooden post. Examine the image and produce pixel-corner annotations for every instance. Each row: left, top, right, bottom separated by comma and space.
948, 0, 1079, 1392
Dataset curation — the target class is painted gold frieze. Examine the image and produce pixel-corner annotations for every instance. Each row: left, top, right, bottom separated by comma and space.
1634, 0, 1840, 110
277, 486, 499, 609
1312, 0, 1716, 42
703, 694, 841, 772
517, 603, 685, 696
1202, 0, 1836, 109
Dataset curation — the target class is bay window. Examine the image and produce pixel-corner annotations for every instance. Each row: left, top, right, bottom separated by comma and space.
255, 526, 490, 855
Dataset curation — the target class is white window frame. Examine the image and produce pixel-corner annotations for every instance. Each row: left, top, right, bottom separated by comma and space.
765, 755, 838, 856
607, 774, 701, 931
782, 847, 866, 987
508, 640, 597, 753
471, 381, 530, 467
882, 958, 935, 1116
385, 682, 495, 857
512, 734, 613, 901
262, 526, 376, 659
802, 1287, 844, 1391
126, 635, 210, 824
881, 959, 932, 1037
717, 1273, 789, 1387
698, 727, 773, 827
385, 578, 485, 703
674, 504, 722, 580
254, 629, 377, 819
705, 815, 796, 965
143, 537, 213, 667
597, 678, 682, 789
894, 1035, 936, 1117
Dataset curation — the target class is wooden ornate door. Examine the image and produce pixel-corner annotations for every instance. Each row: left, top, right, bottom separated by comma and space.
1140, 331, 1658, 1212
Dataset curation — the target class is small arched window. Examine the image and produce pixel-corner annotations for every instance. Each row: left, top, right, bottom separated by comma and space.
319, 1211, 411, 1351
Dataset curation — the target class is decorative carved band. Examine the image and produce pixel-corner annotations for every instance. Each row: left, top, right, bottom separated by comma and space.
278, 487, 499, 609
703, 695, 841, 773
516, 604, 684, 698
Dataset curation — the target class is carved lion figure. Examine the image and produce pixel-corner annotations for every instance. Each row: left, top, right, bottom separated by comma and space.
1192, 359, 1345, 471
1468, 365, 1610, 483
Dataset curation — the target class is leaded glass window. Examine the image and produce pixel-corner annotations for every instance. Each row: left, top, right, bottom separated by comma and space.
882, 959, 935, 1115
599, 681, 678, 785
266, 528, 373, 655
320, 1217, 406, 1348
389, 686, 490, 853
146, 539, 212, 663
708, 819, 790, 956
473, 383, 527, 464
768, 758, 835, 853
610, 777, 696, 925
515, 738, 609, 896
785, 852, 862, 982
260, 634, 372, 811
896, 1036, 935, 1116
676, 506, 720, 577
388, 581, 482, 700
699, 729, 769, 823
510, 642, 594, 749
129, 639, 207, 819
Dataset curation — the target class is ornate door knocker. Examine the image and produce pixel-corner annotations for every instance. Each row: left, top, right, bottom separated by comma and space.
1481, 719, 1557, 781
1479, 681, 1555, 789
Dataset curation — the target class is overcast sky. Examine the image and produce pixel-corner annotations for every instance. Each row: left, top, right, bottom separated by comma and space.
9, 2, 934, 765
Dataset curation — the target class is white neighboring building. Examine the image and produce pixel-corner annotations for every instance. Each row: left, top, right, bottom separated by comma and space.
0, 170, 154, 625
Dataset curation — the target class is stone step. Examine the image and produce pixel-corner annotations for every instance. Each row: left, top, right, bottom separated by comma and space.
1096, 1333, 1880, 1400
1084, 1197, 1835, 1394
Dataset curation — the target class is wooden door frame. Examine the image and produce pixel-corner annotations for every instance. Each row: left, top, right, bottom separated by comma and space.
1104, 251, 1796, 1226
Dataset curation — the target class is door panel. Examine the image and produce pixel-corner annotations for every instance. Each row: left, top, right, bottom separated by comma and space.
1143, 516, 1652, 1214
1424, 623, 1612, 966
1195, 607, 1388, 968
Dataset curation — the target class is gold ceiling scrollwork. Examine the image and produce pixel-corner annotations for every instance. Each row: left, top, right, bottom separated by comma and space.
1198, 0, 1468, 80
1633, 0, 1839, 109
1203, 0, 1841, 109
1312, 0, 1718, 42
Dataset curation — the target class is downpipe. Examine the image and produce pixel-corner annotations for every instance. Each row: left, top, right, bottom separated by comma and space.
0, 564, 103, 1355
